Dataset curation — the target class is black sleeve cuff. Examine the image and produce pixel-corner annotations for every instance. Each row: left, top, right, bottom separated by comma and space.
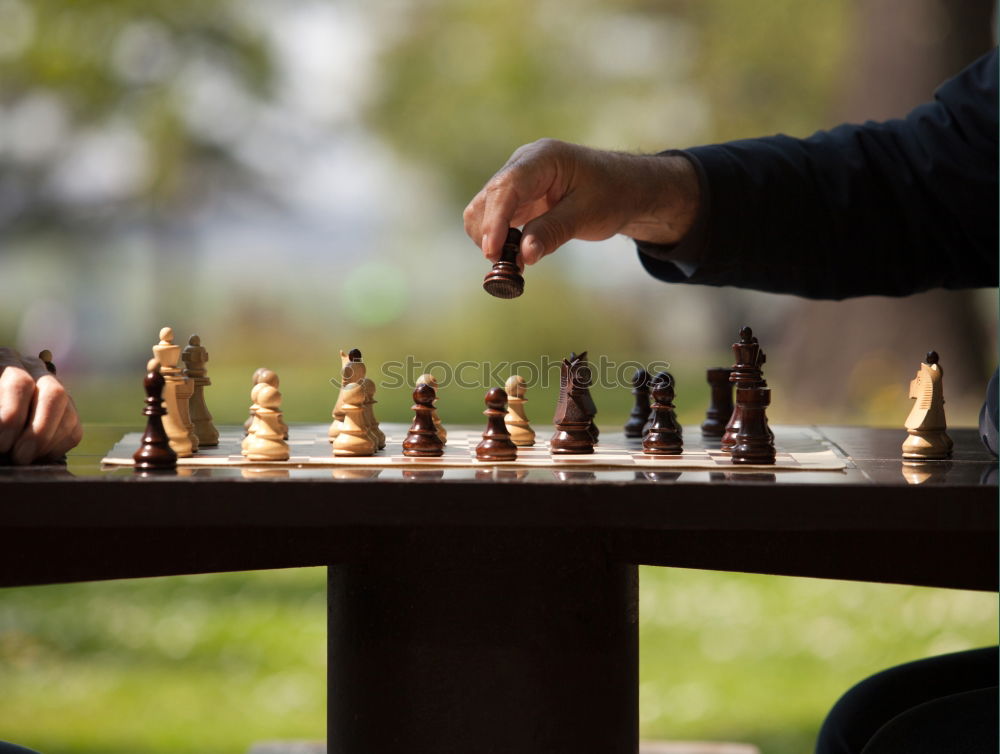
634, 149, 711, 283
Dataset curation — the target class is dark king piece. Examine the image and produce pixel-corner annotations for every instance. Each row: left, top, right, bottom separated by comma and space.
133, 360, 178, 471
721, 326, 766, 452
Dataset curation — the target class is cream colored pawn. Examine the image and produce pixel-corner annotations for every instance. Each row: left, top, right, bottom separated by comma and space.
329, 350, 366, 441
242, 381, 266, 456
504, 375, 535, 446
333, 383, 376, 456
416, 373, 447, 444
360, 377, 386, 450
153, 326, 198, 457
902, 351, 953, 460
244, 383, 289, 461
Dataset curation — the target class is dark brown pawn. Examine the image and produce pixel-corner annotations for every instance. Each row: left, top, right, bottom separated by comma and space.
701, 367, 734, 437
721, 326, 766, 452
624, 368, 651, 438
38, 349, 57, 375
642, 371, 682, 439
482, 228, 525, 299
476, 387, 518, 461
643, 375, 683, 455
402, 383, 445, 457
731, 385, 775, 464
133, 361, 178, 471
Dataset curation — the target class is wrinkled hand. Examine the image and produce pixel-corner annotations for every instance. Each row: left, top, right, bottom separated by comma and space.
0, 348, 83, 464
464, 138, 700, 267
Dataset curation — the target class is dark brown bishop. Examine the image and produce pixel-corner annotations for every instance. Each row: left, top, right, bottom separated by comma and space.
133, 360, 178, 471
482, 228, 526, 299
476, 388, 518, 461
642, 371, 682, 440
402, 383, 445, 457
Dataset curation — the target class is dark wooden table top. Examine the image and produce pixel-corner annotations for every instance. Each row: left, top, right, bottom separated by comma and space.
0, 425, 995, 591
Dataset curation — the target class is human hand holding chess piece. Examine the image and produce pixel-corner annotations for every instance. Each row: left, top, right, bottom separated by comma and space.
464, 138, 700, 266
0, 347, 83, 464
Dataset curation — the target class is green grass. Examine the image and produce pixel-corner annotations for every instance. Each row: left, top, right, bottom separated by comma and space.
0, 568, 994, 754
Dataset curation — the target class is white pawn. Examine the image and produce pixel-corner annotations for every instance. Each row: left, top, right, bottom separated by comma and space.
416, 373, 447, 444
333, 383, 376, 456
504, 375, 535, 446
244, 383, 290, 461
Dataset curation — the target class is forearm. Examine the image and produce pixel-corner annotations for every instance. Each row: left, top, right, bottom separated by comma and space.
638, 50, 999, 299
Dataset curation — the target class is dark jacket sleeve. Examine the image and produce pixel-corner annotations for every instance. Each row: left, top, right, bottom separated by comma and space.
637, 49, 999, 300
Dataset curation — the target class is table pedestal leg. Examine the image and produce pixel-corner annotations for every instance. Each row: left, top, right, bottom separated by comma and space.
328, 532, 638, 754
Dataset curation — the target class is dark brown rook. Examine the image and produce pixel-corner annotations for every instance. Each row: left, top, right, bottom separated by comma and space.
731, 385, 776, 465
624, 368, 651, 438
133, 362, 178, 471
402, 383, 445, 457
701, 367, 734, 438
476, 388, 518, 462
643, 375, 683, 455
482, 228, 526, 299
722, 326, 766, 452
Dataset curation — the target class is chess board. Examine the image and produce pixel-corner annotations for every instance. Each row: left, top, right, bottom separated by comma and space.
103, 424, 848, 472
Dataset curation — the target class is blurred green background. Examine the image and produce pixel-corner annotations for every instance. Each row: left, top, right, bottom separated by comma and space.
0, 0, 996, 752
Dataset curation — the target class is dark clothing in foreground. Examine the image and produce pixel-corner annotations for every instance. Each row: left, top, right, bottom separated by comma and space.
816, 647, 998, 754
635, 50, 1000, 753
637, 49, 999, 300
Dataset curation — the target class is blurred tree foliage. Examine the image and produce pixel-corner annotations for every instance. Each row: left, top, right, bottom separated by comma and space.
367, 0, 849, 206
0, 0, 274, 227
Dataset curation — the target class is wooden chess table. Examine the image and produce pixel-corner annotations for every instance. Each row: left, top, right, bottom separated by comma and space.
0, 424, 995, 754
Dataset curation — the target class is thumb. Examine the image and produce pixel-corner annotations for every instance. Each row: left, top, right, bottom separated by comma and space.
520, 195, 582, 265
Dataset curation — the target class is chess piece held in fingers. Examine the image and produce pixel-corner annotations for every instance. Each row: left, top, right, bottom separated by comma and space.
483, 228, 525, 299
902, 350, 953, 460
